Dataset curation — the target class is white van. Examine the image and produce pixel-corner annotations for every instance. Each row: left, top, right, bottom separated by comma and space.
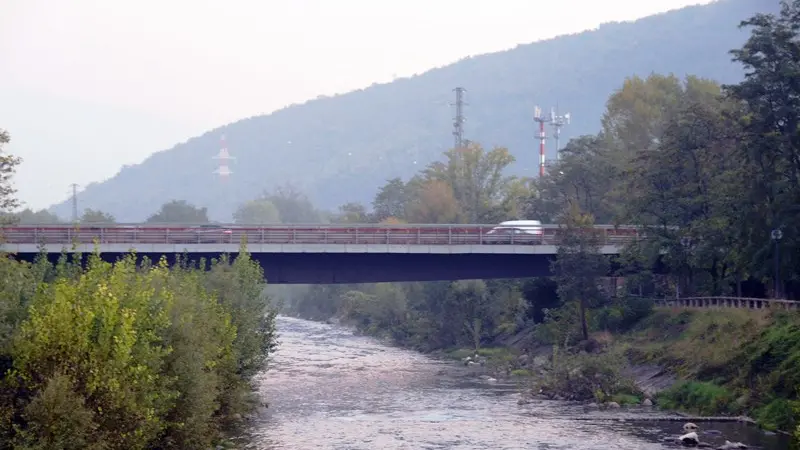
485, 220, 543, 244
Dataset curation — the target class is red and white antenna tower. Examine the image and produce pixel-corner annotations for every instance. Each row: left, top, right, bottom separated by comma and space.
212, 134, 235, 181
533, 106, 550, 177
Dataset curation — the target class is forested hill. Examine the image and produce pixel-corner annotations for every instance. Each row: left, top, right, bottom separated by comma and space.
48, 0, 773, 222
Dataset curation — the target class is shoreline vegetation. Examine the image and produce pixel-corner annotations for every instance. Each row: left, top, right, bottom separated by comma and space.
0, 244, 278, 450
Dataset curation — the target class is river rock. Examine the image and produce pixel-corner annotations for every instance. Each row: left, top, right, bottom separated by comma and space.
606, 401, 621, 408
717, 441, 747, 450
642, 398, 653, 406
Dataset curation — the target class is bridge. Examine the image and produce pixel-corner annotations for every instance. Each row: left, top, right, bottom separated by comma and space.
0, 224, 643, 284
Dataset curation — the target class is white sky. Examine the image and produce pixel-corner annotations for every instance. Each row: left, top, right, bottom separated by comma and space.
0, 0, 715, 210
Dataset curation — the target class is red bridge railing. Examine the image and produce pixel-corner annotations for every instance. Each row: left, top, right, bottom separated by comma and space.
0, 224, 645, 247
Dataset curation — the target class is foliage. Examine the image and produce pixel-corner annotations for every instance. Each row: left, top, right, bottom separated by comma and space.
539, 348, 641, 402
0, 249, 278, 449
233, 198, 281, 224
80, 208, 115, 224
146, 200, 210, 224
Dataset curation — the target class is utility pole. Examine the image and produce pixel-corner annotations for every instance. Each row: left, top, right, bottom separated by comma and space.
451, 87, 467, 149
70, 183, 79, 222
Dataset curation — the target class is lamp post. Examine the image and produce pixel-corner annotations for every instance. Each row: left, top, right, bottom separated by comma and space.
771, 229, 783, 298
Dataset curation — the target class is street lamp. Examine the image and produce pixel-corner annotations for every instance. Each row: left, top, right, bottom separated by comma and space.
771, 229, 783, 298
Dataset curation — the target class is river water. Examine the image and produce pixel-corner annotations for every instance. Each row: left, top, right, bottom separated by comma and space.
245, 316, 788, 450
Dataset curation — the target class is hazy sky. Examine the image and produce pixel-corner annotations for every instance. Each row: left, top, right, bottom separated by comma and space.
1, 0, 715, 210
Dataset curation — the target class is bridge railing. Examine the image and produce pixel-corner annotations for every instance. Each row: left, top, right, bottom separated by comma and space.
654, 296, 800, 310
0, 224, 645, 247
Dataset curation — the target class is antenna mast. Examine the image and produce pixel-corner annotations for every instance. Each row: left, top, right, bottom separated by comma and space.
550, 106, 571, 160
533, 106, 550, 177
451, 87, 467, 149
69, 183, 79, 222
212, 134, 235, 181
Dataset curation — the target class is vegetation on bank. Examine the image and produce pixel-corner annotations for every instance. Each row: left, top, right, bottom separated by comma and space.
0, 245, 277, 449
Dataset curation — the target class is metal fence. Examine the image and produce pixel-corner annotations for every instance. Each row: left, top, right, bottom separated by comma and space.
0, 224, 644, 246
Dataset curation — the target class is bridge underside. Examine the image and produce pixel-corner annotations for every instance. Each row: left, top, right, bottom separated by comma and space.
11, 251, 559, 284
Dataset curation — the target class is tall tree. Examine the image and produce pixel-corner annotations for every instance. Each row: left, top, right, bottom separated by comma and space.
372, 178, 408, 221
146, 200, 209, 224
725, 0, 800, 288
0, 130, 21, 215
550, 203, 609, 341
405, 180, 460, 224
422, 143, 516, 222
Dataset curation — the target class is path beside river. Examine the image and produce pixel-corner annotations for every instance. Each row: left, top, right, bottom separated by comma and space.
242, 316, 787, 450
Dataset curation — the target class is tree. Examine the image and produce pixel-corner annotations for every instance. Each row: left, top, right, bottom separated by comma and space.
372, 178, 408, 221
0, 130, 21, 215
550, 203, 609, 342
12, 209, 61, 224
333, 202, 370, 224
233, 198, 280, 224
725, 1, 800, 290
422, 143, 516, 222
405, 179, 460, 223
146, 200, 209, 224
266, 185, 321, 223
80, 208, 115, 224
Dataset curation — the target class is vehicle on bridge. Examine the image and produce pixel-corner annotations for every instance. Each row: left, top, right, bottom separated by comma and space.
485, 220, 543, 244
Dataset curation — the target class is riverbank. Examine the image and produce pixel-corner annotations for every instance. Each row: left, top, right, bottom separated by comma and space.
247, 315, 789, 449
314, 306, 800, 436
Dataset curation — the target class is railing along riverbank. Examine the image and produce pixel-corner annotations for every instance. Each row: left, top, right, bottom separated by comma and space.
654, 296, 800, 310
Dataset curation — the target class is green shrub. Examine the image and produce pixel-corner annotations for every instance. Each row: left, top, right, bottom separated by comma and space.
656, 381, 739, 416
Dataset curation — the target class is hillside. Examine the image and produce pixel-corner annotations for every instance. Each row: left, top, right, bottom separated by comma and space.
47, 0, 773, 222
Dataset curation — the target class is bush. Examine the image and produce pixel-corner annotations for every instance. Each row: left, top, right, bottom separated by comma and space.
0, 248, 278, 450
656, 381, 740, 416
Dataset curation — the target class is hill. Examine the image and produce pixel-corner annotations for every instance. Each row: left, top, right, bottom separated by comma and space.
47, 0, 773, 222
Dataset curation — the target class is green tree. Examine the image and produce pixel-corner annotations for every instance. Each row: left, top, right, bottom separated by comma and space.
422, 143, 516, 222
333, 202, 370, 223
80, 208, 116, 224
146, 200, 209, 224
550, 203, 609, 342
233, 198, 281, 224
725, 0, 800, 291
372, 178, 408, 221
0, 129, 21, 215
266, 185, 321, 223
12, 208, 62, 224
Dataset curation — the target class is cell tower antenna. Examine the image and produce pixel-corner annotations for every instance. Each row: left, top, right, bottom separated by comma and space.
451, 87, 468, 149
550, 104, 571, 160
212, 134, 236, 181
533, 106, 551, 177
69, 183, 79, 222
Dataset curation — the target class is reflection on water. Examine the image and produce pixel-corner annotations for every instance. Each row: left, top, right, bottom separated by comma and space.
244, 316, 787, 450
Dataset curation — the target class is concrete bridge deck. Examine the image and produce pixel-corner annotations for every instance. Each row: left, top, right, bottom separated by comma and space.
0, 224, 644, 283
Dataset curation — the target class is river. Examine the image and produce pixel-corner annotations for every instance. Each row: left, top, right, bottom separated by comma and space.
244, 316, 789, 449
